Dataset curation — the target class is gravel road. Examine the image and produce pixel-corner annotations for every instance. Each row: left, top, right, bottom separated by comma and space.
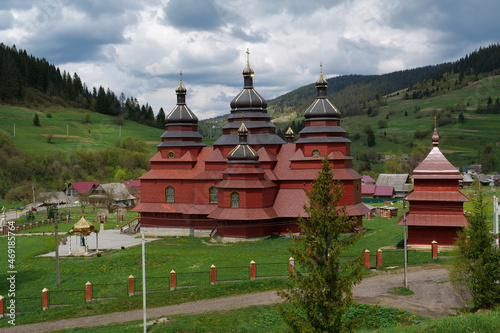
0, 265, 457, 332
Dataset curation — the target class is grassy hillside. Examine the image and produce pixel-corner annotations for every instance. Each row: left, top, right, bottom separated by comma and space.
272, 75, 500, 173
0, 105, 164, 155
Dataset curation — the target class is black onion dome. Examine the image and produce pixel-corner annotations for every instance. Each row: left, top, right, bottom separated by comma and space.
304, 66, 341, 119
227, 122, 259, 161
230, 49, 268, 111
166, 72, 199, 124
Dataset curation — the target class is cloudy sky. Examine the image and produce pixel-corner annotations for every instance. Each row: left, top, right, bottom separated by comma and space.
1, 0, 499, 119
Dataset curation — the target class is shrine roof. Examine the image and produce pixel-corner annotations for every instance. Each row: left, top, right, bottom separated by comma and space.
411, 128, 460, 179
397, 213, 468, 227
405, 190, 469, 202
411, 147, 461, 178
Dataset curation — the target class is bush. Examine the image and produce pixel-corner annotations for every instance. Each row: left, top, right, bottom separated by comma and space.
378, 119, 388, 128
413, 130, 430, 139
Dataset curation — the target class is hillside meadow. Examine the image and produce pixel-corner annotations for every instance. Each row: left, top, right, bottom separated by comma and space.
0, 104, 164, 155
270, 75, 500, 174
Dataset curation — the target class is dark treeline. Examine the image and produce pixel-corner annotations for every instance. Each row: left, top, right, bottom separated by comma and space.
269, 64, 450, 117
0, 132, 152, 203
403, 44, 500, 102
0, 43, 166, 129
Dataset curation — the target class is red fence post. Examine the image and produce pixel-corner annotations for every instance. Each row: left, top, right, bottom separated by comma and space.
170, 270, 176, 291
376, 249, 382, 268
85, 282, 92, 302
35, 222, 39, 228
364, 249, 370, 269
15, 227, 19, 233
29, 223, 32, 229
42, 288, 49, 310
120, 214, 123, 222
210, 265, 216, 285
250, 261, 256, 280
104, 216, 107, 223
0, 295, 4, 318
128, 275, 134, 296
41, 220, 44, 226
431, 240, 438, 260
66, 215, 69, 223
23, 224, 26, 231
2, 226, 6, 235
288, 257, 295, 275
98, 215, 101, 223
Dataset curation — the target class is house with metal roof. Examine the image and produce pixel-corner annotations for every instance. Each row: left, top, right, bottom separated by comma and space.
133, 56, 369, 240
375, 174, 410, 197
397, 127, 469, 247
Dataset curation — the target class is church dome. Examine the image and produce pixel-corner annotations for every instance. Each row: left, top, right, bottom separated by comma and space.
166, 72, 199, 124
230, 49, 268, 111
227, 122, 259, 162
304, 65, 341, 119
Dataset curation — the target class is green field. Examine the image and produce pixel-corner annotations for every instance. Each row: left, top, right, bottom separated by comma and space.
0, 104, 164, 155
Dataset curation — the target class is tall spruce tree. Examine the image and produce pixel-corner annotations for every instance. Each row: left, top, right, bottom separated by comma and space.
277, 157, 364, 332
451, 189, 500, 311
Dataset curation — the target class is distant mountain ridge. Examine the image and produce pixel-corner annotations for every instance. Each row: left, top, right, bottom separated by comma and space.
263, 43, 500, 122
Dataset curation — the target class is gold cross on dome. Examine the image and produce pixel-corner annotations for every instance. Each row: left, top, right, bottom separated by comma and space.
320, 62, 323, 73
246, 48, 250, 63
179, 70, 183, 82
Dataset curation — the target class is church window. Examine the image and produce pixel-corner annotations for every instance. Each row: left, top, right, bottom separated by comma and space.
230, 191, 239, 208
166, 186, 175, 202
312, 149, 320, 157
168, 151, 175, 158
209, 186, 218, 203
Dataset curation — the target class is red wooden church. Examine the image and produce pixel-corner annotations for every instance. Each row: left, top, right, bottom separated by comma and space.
133, 56, 369, 240
398, 128, 469, 246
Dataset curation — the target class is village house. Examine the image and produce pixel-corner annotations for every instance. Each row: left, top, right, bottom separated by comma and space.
376, 174, 410, 197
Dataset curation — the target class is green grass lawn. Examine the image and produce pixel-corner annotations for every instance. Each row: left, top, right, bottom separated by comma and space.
0, 201, 455, 328
2, 188, 496, 327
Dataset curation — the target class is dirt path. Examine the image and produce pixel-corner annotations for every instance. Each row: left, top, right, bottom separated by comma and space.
0, 265, 457, 332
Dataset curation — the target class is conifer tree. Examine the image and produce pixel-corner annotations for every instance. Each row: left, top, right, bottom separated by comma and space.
451, 189, 500, 311
33, 113, 40, 126
277, 157, 364, 332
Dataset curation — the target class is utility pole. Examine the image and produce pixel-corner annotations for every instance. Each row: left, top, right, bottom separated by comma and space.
494, 195, 499, 248
141, 227, 147, 332
403, 200, 408, 288
54, 205, 60, 285
32, 183, 36, 215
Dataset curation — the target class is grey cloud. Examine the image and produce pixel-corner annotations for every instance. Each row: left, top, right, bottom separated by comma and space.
0, 11, 14, 30
164, 0, 224, 32
231, 27, 269, 43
